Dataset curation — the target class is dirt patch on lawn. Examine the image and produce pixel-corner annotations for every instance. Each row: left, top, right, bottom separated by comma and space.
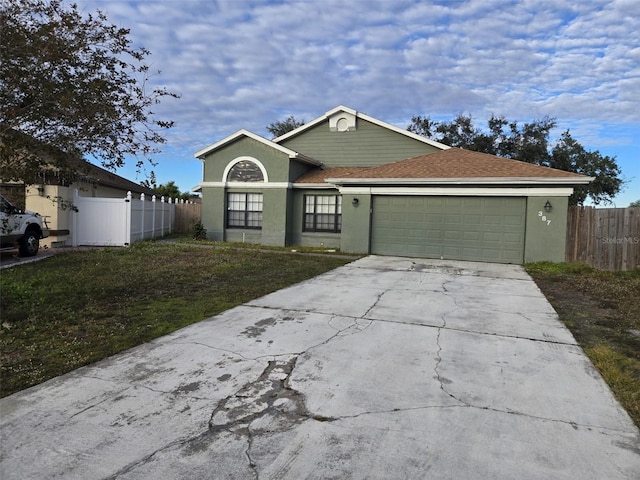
527, 265, 640, 426
532, 273, 640, 359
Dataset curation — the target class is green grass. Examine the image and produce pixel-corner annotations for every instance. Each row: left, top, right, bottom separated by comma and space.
525, 262, 640, 427
0, 242, 356, 397
174, 237, 347, 254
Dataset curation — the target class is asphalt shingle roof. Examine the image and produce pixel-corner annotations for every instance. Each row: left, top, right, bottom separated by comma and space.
295, 148, 587, 183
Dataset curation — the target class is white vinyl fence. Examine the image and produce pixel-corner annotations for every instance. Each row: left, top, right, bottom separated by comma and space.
72, 190, 176, 247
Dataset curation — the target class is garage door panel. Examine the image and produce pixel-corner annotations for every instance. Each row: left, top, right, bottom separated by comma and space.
505, 215, 523, 225
482, 215, 502, 225
371, 196, 525, 264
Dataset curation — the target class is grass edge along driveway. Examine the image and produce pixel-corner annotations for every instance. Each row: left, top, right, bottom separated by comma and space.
0, 242, 357, 397
2, 245, 638, 429
526, 262, 640, 428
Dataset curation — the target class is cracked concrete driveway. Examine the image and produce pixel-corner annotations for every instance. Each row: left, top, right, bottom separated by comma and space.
1, 256, 639, 479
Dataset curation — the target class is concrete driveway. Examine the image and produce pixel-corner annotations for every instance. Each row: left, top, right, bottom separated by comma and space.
1, 256, 639, 479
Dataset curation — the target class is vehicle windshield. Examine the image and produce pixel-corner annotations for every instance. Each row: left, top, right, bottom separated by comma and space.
0, 196, 17, 214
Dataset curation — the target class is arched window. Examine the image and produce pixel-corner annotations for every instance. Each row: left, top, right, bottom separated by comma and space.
227, 160, 264, 182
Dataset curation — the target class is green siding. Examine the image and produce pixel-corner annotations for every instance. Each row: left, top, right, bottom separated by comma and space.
280, 118, 441, 167
524, 196, 568, 262
371, 196, 526, 263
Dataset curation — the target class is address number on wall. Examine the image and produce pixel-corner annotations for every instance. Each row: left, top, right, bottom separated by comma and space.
538, 211, 551, 225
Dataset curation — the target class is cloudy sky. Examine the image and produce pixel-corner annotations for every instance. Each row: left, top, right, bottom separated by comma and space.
73, 0, 639, 206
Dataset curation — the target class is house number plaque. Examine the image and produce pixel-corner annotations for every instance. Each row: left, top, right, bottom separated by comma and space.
537, 211, 551, 226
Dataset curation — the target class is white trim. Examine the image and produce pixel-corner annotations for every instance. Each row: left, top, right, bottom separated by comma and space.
222, 156, 269, 183
329, 110, 356, 132
336, 186, 575, 197
327, 176, 593, 186
292, 183, 338, 189
194, 129, 321, 165
273, 105, 451, 150
198, 181, 292, 189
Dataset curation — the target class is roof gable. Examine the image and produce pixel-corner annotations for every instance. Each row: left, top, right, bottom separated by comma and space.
194, 129, 320, 165
273, 105, 450, 151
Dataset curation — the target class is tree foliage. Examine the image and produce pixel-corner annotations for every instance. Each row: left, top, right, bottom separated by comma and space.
266, 115, 305, 138
408, 113, 622, 205
0, 0, 179, 184
140, 179, 196, 201
629, 200, 640, 207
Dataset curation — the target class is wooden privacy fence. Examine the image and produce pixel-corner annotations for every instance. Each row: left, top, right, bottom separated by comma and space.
174, 202, 202, 233
72, 190, 177, 247
566, 206, 640, 271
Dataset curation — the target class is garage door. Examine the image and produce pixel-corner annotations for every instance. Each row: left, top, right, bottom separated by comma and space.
371, 196, 526, 263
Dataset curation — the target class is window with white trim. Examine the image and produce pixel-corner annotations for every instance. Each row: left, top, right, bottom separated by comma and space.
227, 192, 263, 229
227, 160, 264, 182
304, 195, 342, 233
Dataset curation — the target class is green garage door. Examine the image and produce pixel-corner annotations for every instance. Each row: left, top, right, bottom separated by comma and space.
371, 196, 526, 263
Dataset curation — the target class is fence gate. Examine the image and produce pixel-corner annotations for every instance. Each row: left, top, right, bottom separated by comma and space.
71, 190, 176, 247
72, 194, 130, 246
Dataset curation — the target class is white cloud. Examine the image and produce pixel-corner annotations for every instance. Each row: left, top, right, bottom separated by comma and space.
58, 0, 640, 204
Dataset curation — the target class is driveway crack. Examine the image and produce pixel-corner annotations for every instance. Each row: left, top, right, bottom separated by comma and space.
208, 355, 311, 476
433, 326, 466, 406
362, 289, 387, 318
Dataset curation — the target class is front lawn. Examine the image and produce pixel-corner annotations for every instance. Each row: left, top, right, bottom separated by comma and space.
526, 263, 640, 428
0, 242, 356, 397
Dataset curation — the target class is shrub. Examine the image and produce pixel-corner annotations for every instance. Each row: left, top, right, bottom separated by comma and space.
192, 221, 207, 240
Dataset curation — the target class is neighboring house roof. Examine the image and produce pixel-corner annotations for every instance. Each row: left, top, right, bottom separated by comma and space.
193, 129, 322, 165
76, 161, 157, 196
273, 105, 451, 151
1, 129, 156, 196
37, 153, 157, 196
296, 148, 593, 185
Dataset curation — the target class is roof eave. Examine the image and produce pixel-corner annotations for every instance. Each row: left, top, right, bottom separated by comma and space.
326, 176, 595, 186
293, 153, 323, 166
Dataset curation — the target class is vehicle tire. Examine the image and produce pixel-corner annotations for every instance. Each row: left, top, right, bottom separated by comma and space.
19, 230, 39, 257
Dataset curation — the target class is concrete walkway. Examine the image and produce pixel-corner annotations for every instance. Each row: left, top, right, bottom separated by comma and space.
1, 256, 639, 479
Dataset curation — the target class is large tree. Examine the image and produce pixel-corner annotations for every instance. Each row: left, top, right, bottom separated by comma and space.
0, 0, 179, 184
266, 115, 305, 138
408, 113, 622, 205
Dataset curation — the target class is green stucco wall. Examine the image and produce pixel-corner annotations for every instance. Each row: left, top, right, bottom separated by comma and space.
280, 118, 441, 167
340, 193, 372, 254
201, 186, 225, 241
199, 135, 315, 245
289, 189, 342, 248
524, 196, 569, 262
201, 187, 290, 246
262, 188, 289, 246
202, 137, 292, 183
